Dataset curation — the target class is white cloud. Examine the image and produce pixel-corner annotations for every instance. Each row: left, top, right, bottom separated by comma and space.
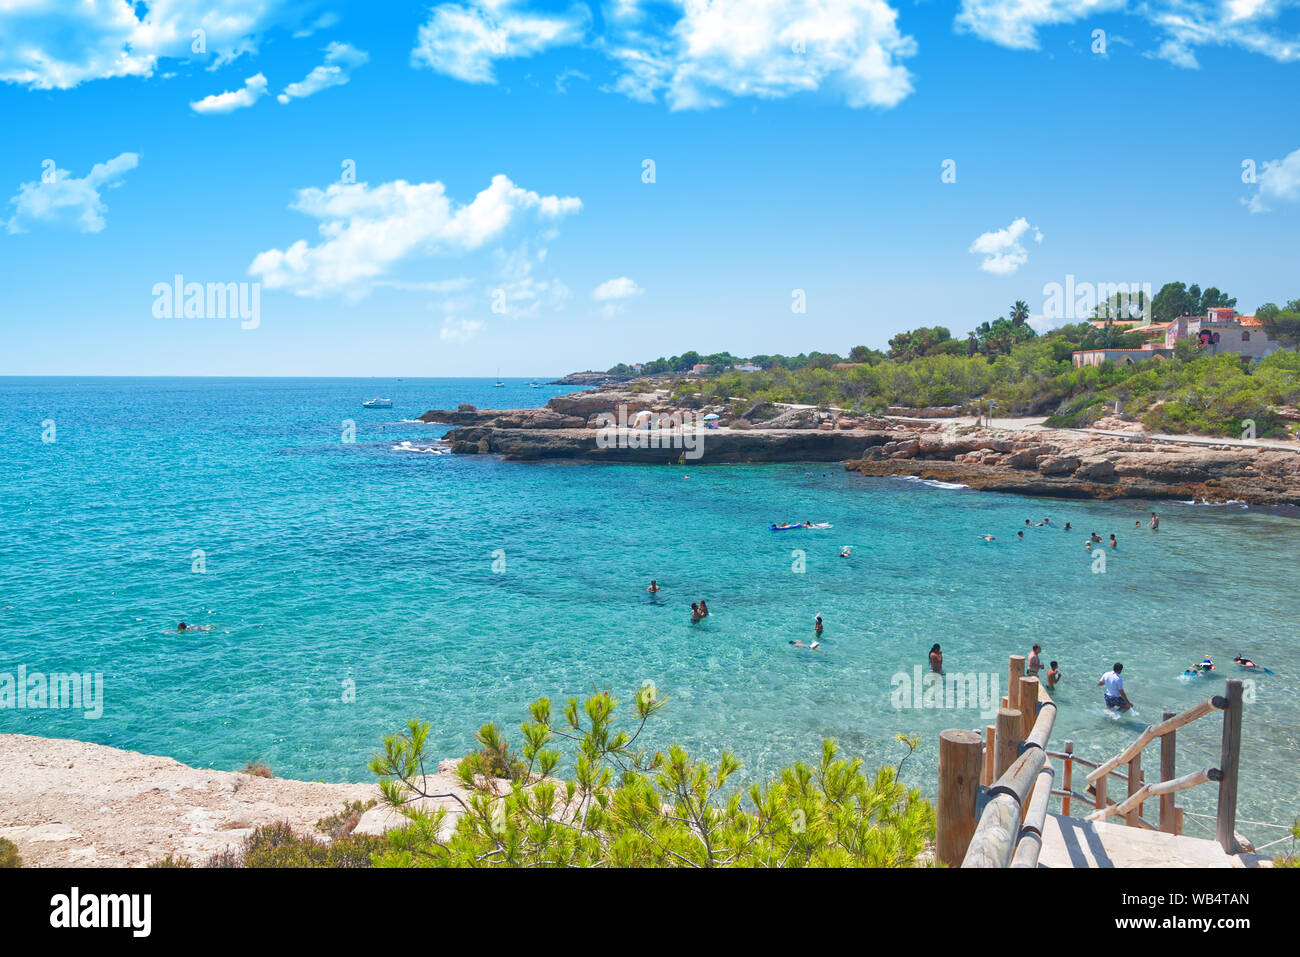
190, 72, 268, 113
6, 152, 139, 234
412, 0, 917, 110
248, 173, 582, 299
278, 42, 368, 103
592, 276, 643, 317
440, 316, 484, 341
968, 217, 1042, 275
955, 0, 1300, 68
592, 276, 643, 300
647, 0, 917, 110
411, 1, 590, 83
293, 11, 340, 39
1245, 147, 1300, 213
0, 0, 299, 90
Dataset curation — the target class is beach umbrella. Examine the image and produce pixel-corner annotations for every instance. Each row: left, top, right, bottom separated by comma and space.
703, 413, 720, 420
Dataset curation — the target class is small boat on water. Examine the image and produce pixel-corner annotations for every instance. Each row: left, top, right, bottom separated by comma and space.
493, 368, 506, 387
362, 397, 393, 408
770, 522, 833, 530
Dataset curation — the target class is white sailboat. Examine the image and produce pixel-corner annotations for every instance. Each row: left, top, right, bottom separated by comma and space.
493, 367, 505, 387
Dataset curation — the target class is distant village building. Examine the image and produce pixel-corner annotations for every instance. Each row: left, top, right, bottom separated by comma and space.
1072, 348, 1172, 368
1073, 308, 1279, 367
689, 363, 711, 375
733, 362, 762, 372
1164, 310, 1278, 359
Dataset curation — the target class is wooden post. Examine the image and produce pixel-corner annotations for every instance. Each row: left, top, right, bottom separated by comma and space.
937, 730, 983, 867
1126, 753, 1142, 827
1095, 771, 1107, 812
1008, 655, 1025, 703
1018, 676, 1040, 740
1175, 806, 1184, 837
1062, 741, 1074, 816
1216, 678, 1244, 854
1159, 710, 1176, 833
995, 708, 1021, 782
983, 724, 996, 787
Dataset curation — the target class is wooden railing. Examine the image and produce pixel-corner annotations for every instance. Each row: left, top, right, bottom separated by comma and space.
936, 656, 1247, 867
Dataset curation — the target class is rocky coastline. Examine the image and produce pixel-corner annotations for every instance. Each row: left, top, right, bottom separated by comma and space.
418, 387, 1300, 506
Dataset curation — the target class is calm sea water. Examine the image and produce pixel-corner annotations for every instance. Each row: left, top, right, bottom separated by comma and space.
2, 378, 1298, 847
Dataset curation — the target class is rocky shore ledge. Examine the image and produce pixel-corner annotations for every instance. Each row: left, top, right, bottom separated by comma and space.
419, 387, 1300, 505
0, 734, 468, 867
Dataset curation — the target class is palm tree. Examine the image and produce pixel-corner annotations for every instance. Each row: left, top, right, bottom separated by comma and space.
1010, 300, 1030, 327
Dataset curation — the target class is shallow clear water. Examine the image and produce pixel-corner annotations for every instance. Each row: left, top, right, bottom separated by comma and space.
2, 378, 1298, 847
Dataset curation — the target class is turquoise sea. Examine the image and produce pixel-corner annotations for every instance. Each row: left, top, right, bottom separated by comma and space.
2, 378, 1298, 848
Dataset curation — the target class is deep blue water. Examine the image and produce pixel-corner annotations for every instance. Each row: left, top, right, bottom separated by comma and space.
2, 377, 1298, 846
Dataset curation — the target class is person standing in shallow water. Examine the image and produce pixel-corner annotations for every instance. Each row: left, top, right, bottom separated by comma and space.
929, 644, 943, 673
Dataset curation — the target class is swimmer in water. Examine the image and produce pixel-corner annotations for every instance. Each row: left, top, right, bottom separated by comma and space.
647, 580, 660, 593
1109, 534, 1117, 548
177, 622, 211, 632
1046, 661, 1062, 690
840, 546, 852, 557
690, 603, 702, 623
1063, 522, 1072, 531
1194, 656, 1214, 672
789, 640, 823, 651
929, 643, 943, 673
1085, 541, 1093, 551
698, 600, 709, 617
981, 535, 996, 542
814, 613, 823, 637
1233, 655, 1271, 673
1017, 530, 1024, 539
1148, 512, 1159, 531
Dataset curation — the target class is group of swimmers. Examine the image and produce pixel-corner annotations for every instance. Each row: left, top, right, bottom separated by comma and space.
988, 511, 1160, 548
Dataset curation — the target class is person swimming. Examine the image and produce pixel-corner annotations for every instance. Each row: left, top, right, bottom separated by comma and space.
789, 640, 823, 651
1194, 656, 1214, 672
1233, 655, 1272, 673
929, 643, 943, 673
1017, 530, 1024, 539
177, 622, 211, 632
690, 603, 703, 623
698, 600, 709, 617
647, 580, 660, 593
981, 535, 996, 542
1109, 534, 1117, 548
813, 613, 823, 636
1063, 522, 1072, 531
840, 546, 852, 557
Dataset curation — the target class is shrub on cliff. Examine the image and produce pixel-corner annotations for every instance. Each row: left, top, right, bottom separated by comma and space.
0, 837, 21, 868
369, 687, 934, 868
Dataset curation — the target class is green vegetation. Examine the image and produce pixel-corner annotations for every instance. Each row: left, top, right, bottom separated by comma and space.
369, 687, 934, 867
0, 837, 21, 868
148, 817, 385, 868
607, 288, 1299, 439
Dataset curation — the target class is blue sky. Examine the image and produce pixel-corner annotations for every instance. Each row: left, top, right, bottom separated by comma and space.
2, 1, 1298, 376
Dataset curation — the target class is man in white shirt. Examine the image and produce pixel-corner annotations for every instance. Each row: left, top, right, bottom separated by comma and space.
1098, 663, 1132, 712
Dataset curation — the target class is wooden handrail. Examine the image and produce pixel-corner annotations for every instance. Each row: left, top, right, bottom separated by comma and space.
1085, 697, 1225, 784
1086, 767, 1222, 823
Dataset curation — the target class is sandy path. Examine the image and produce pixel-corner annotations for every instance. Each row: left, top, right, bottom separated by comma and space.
0, 734, 466, 867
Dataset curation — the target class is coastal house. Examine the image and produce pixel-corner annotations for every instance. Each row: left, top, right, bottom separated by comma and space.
1072, 347, 1173, 368
1163, 310, 1278, 359
689, 363, 712, 375
733, 362, 762, 373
